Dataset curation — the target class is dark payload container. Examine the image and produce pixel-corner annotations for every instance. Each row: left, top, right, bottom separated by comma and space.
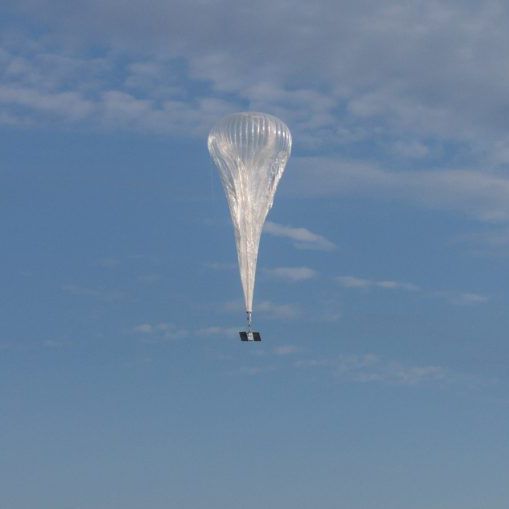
239, 331, 261, 341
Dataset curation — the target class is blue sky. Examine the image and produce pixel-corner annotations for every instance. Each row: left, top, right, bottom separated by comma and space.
1, 1, 509, 508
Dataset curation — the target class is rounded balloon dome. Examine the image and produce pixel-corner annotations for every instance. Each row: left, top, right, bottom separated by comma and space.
208, 112, 292, 165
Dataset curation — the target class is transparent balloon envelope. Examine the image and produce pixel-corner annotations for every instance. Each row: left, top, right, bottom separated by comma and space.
208, 112, 292, 340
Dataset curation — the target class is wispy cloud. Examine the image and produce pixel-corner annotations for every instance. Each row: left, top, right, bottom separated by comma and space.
230, 366, 276, 376
454, 228, 509, 256
273, 345, 301, 356
5, 1, 509, 167
264, 221, 335, 251
0, 40, 235, 135
204, 261, 237, 271
132, 323, 154, 334
41, 339, 71, 349
295, 354, 448, 386
96, 257, 121, 269
336, 275, 489, 306
256, 300, 300, 319
290, 158, 509, 223
132, 322, 189, 342
336, 276, 420, 292
137, 274, 161, 284
133, 322, 242, 340
62, 284, 126, 303
447, 292, 490, 306
264, 266, 318, 281
195, 326, 239, 337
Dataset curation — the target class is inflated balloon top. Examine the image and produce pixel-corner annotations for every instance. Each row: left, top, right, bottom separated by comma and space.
208, 112, 292, 340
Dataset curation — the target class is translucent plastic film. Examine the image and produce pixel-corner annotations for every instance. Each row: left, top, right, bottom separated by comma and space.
208, 112, 292, 314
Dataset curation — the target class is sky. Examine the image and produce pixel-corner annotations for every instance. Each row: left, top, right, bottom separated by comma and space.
1, 1, 509, 508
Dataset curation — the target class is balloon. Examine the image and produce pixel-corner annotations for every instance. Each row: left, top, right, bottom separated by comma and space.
208, 112, 292, 331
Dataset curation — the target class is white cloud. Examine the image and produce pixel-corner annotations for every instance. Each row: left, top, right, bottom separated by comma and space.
132, 323, 153, 334
42, 339, 70, 349
204, 261, 237, 271
336, 276, 371, 289
7, 0, 509, 163
449, 292, 489, 306
264, 266, 318, 281
454, 228, 509, 255
97, 257, 120, 269
134, 323, 241, 339
264, 221, 335, 251
132, 322, 189, 341
289, 157, 509, 223
137, 274, 161, 284
295, 354, 448, 386
390, 140, 430, 159
231, 366, 276, 376
273, 345, 301, 356
336, 275, 488, 306
336, 275, 420, 292
0, 84, 94, 121
62, 284, 126, 302
256, 300, 300, 320
0, 41, 236, 135
195, 326, 239, 337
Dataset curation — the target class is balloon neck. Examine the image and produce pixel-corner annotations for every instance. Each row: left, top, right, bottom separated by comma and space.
246, 311, 252, 332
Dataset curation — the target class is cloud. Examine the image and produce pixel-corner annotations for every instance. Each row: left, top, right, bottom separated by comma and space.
273, 345, 301, 356
134, 322, 241, 340
295, 353, 448, 386
137, 274, 161, 284
231, 366, 276, 376
264, 221, 335, 251
336, 275, 420, 292
204, 261, 237, 271
390, 140, 430, 159
0, 79, 95, 121
454, 228, 509, 256
255, 300, 300, 319
449, 292, 489, 306
6, 0, 509, 164
96, 257, 120, 269
132, 323, 154, 334
336, 275, 488, 306
195, 326, 239, 337
41, 339, 70, 349
132, 322, 189, 341
0, 40, 236, 135
62, 284, 126, 302
264, 266, 318, 281
289, 157, 509, 223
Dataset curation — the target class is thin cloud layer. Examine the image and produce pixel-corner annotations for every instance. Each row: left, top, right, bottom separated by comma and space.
264, 266, 318, 281
289, 158, 509, 223
336, 275, 488, 306
256, 300, 300, 320
4, 1, 509, 164
132, 322, 189, 341
264, 221, 335, 251
337, 276, 419, 292
295, 354, 448, 386
448, 292, 490, 306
